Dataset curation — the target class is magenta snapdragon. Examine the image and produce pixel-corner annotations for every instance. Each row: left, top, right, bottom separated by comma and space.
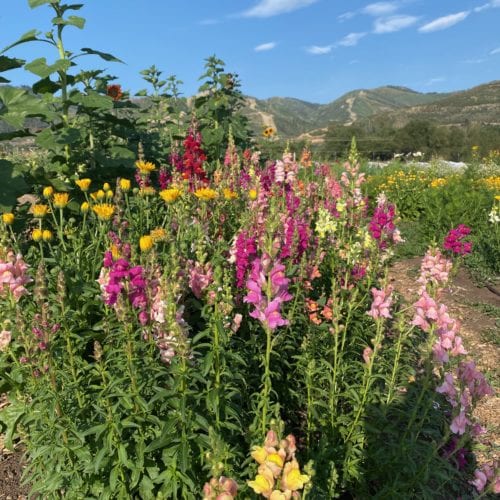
443, 224, 472, 255
368, 202, 398, 250
230, 231, 257, 289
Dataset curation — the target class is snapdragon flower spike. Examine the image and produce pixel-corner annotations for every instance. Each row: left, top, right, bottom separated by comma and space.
368, 202, 397, 249
244, 255, 292, 331
179, 127, 208, 186
0, 251, 32, 301
417, 248, 453, 290
230, 231, 257, 289
188, 260, 213, 299
367, 285, 393, 320
443, 224, 472, 255
99, 251, 149, 325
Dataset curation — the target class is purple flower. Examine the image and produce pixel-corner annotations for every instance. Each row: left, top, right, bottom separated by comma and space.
450, 410, 470, 435
443, 224, 472, 255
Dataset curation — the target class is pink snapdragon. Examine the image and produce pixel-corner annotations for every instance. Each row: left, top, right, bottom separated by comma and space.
188, 261, 213, 299
0, 330, 12, 351
368, 202, 398, 249
443, 224, 472, 255
0, 251, 31, 301
417, 248, 453, 289
244, 255, 292, 331
367, 285, 394, 320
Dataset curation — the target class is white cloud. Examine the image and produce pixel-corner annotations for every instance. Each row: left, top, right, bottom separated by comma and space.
362, 2, 399, 16
338, 11, 356, 21
373, 15, 418, 33
490, 47, 500, 55
419, 11, 470, 33
307, 44, 333, 55
474, 0, 500, 12
425, 77, 445, 86
242, 0, 318, 18
254, 42, 277, 52
338, 32, 367, 46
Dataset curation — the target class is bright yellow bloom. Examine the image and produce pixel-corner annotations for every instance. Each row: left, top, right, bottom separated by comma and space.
281, 459, 310, 491
251, 446, 268, 465
103, 182, 111, 192
43, 186, 54, 198
92, 203, 115, 221
42, 230, 53, 242
106, 190, 114, 200
139, 235, 154, 253
110, 244, 121, 260
136, 160, 156, 174
248, 474, 274, 496
75, 178, 91, 192
266, 453, 284, 469
223, 188, 238, 200
249, 189, 258, 200
194, 187, 218, 201
81, 202, 90, 213
139, 186, 156, 197
32, 229, 43, 242
430, 178, 446, 188
91, 190, 106, 202
32, 204, 49, 218
160, 188, 182, 203
119, 179, 131, 192
2, 213, 14, 225
53, 192, 69, 209
150, 228, 167, 242
496, 195, 500, 201
262, 126, 276, 138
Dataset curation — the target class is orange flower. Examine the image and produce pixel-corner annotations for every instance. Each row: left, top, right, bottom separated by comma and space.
107, 84, 123, 101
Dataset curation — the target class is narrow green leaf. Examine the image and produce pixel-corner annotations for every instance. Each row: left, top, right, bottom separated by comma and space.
80, 47, 124, 63
0, 55, 25, 73
1, 29, 43, 55
29, 0, 57, 7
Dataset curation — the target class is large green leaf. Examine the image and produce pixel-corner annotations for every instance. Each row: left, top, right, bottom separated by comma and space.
0, 29, 43, 55
51, 15, 86, 29
25, 57, 71, 78
0, 160, 29, 212
80, 48, 124, 63
0, 55, 25, 73
71, 91, 113, 110
0, 86, 54, 127
32, 76, 61, 94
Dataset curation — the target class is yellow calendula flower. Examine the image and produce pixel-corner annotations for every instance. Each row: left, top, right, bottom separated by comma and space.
75, 178, 91, 192
249, 188, 258, 200
2, 213, 14, 225
42, 230, 53, 242
91, 190, 106, 202
92, 203, 114, 221
194, 187, 218, 201
105, 190, 114, 200
496, 195, 500, 201
281, 459, 310, 491
102, 182, 111, 192
32, 204, 49, 218
53, 192, 69, 209
81, 202, 90, 213
136, 160, 156, 174
150, 228, 166, 242
43, 186, 54, 199
223, 188, 238, 200
139, 235, 153, 253
119, 178, 131, 192
32, 228, 43, 242
160, 188, 182, 204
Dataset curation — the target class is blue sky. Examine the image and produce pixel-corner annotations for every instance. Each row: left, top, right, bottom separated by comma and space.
1, 0, 499, 103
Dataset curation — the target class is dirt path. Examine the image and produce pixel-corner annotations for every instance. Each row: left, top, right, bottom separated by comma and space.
389, 258, 500, 465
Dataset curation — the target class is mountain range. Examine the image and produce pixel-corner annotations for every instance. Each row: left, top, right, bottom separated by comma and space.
242, 80, 500, 140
